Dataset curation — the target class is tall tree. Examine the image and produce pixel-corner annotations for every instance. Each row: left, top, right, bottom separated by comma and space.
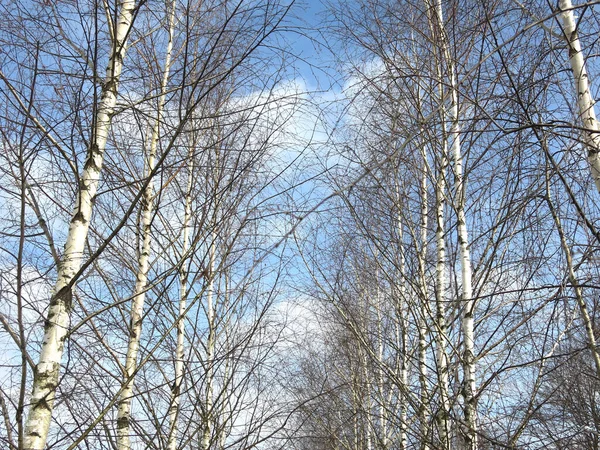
559, 0, 600, 194
23, 0, 138, 447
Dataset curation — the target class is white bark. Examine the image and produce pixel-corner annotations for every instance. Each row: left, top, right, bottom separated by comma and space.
167, 151, 194, 450
417, 164, 430, 450
444, 31, 478, 450
361, 349, 373, 450
394, 183, 408, 450
116, 3, 176, 447
546, 183, 600, 378
218, 270, 231, 450
433, 139, 450, 450
352, 378, 360, 450
559, 0, 600, 194
453, 103, 477, 450
375, 287, 388, 448
399, 290, 408, 450
423, 8, 451, 446
427, 0, 477, 445
23, 0, 136, 448
451, 101, 477, 450
201, 233, 217, 450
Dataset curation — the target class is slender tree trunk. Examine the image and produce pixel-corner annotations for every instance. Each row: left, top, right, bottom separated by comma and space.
399, 289, 408, 450
23, 1, 136, 448
440, 19, 478, 450
16, 46, 41, 449
443, 16, 477, 450
218, 270, 231, 450
417, 161, 431, 450
201, 232, 217, 450
167, 150, 194, 450
427, 0, 478, 445
424, 3, 451, 446
559, 0, 600, 194
394, 183, 408, 450
546, 173, 600, 377
375, 287, 389, 449
361, 348, 373, 450
433, 139, 450, 450
116, 4, 176, 447
452, 98, 478, 450
354, 287, 373, 450
352, 376, 360, 450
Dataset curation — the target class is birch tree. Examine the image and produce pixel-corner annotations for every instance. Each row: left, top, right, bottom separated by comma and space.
425, 0, 478, 446
166, 144, 195, 450
558, 0, 600, 194
7, 0, 600, 449
0, 0, 298, 446
23, 0, 138, 447
115, 1, 176, 447
424, 2, 452, 440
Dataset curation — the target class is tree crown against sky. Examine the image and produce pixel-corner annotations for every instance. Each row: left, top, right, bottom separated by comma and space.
3, 0, 600, 449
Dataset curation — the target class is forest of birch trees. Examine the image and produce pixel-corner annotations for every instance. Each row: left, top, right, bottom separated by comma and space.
2, 0, 600, 448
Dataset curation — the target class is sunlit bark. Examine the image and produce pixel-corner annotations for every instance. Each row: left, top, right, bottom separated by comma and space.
167, 149, 194, 450
417, 155, 431, 450
201, 231, 217, 450
116, 2, 176, 446
23, 0, 137, 447
546, 172, 600, 377
559, 0, 600, 194
426, 0, 477, 445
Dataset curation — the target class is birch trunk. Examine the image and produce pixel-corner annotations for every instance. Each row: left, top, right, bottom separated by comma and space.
355, 288, 373, 450
394, 183, 408, 450
116, 4, 176, 447
443, 17, 477, 450
428, 0, 477, 445
218, 270, 231, 450
361, 349, 373, 450
438, 20, 478, 450
375, 287, 388, 448
201, 232, 217, 450
352, 378, 360, 450
23, 1, 136, 448
399, 285, 408, 450
559, 0, 600, 194
434, 139, 450, 450
167, 151, 194, 450
423, 5, 451, 446
546, 178, 600, 377
417, 163, 431, 450
453, 107, 477, 450
451, 97, 478, 450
